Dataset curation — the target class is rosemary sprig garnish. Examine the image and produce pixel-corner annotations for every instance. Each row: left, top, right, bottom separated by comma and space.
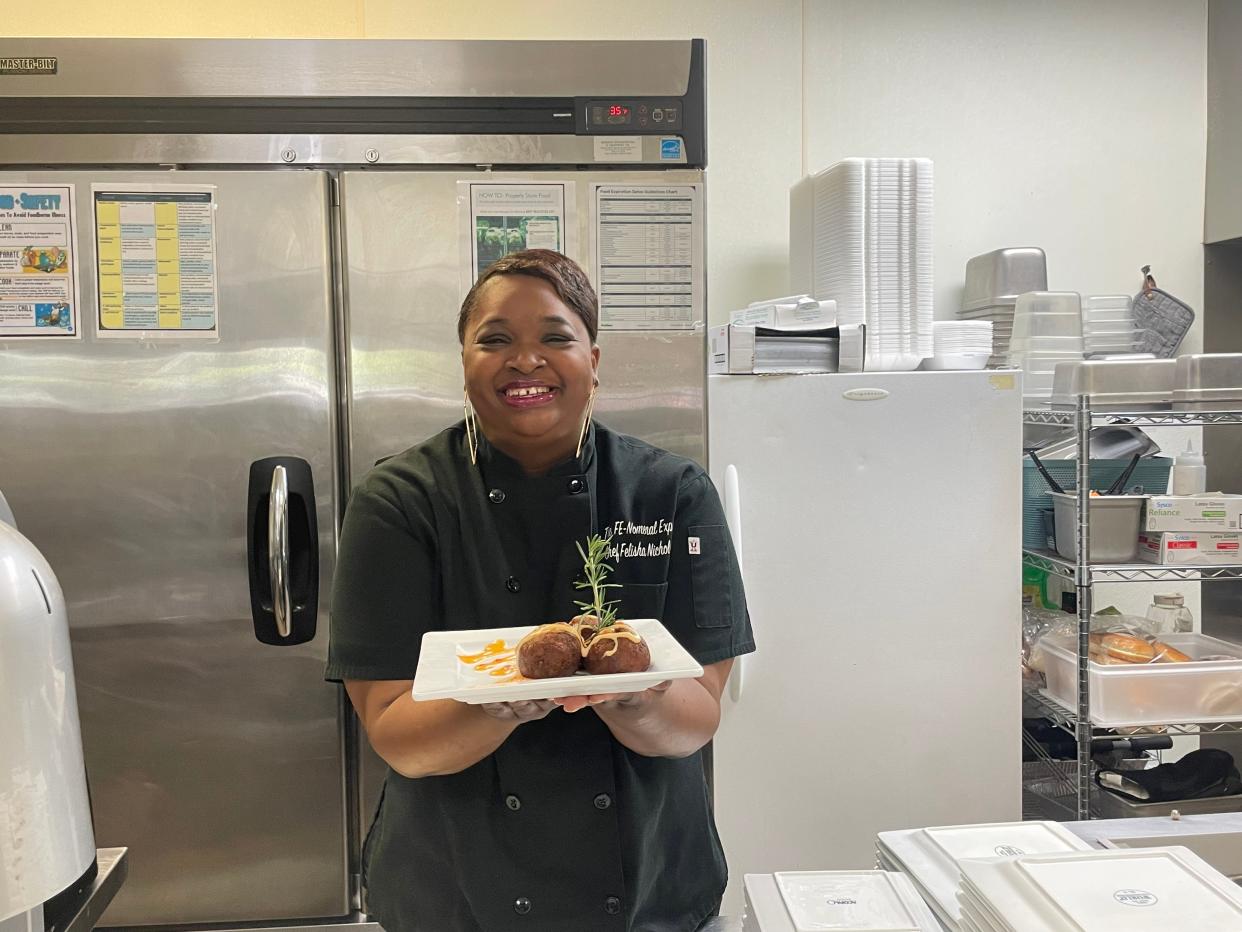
573, 532, 621, 628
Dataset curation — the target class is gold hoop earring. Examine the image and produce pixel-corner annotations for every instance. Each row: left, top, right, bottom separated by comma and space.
463, 390, 479, 466
576, 385, 597, 459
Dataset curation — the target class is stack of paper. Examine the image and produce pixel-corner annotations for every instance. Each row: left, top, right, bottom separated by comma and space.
876, 821, 1092, 929
710, 322, 866, 375
956, 846, 1242, 931
791, 158, 934, 371
752, 334, 841, 373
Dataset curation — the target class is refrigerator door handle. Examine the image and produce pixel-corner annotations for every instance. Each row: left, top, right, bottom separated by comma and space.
269, 466, 292, 638
247, 456, 320, 646
723, 464, 747, 703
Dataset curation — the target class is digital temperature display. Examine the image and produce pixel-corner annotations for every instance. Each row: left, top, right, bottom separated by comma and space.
589, 100, 679, 129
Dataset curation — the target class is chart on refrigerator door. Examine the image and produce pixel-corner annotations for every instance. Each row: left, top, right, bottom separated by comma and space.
92, 186, 220, 339
0, 184, 82, 339
591, 183, 703, 330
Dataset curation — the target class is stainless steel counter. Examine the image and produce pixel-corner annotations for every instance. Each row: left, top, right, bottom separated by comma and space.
61, 847, 128, 932
1066, 810, 1242, 847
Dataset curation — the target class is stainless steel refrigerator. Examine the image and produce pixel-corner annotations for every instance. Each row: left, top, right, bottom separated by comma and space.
0, 38, 707, 929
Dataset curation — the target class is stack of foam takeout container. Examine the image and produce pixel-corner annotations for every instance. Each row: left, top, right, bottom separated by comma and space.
923, 320, 993, 370
797, 157, 934, 371
876, 821, 1092, 929
742, 870, 942, 932
956, 846, 1242, 931
959, 247, 1048, 367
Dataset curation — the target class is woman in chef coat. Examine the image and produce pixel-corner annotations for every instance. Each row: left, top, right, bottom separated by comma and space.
327, 249, 754, 932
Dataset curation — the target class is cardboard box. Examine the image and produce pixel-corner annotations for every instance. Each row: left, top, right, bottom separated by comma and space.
1143, 495, 1242, 533
729, 298, 837, 329
709, 322, 865, 375
1138, 532, 1242, 566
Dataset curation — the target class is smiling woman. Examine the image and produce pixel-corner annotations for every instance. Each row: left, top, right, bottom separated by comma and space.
327, 249, 755, 932
458, 250, 600, 476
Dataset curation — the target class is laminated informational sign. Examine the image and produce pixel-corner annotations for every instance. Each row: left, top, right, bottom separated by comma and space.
92, 185, 220, 340
590, 183, 703, 331
0, 184, 82, 340
458, 181, 576, 296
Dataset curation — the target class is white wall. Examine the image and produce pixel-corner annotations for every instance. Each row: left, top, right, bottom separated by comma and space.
804, 0, 1207, 355
799, 0, 1209, 774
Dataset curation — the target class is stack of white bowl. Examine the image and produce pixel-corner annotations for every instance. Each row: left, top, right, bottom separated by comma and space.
956, 846, 1242, 931
876, 821, 1092, 930
797, 157, 933, 370
958, 248, 1048, 367
923, 320, 994, 370
1083, 294, 1147, 357
1006, 292, 1085, 404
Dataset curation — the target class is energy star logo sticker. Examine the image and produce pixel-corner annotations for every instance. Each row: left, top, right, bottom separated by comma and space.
660, 137, 683, 161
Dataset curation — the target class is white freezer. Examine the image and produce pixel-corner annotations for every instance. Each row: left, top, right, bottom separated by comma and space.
708, 370, 1023, 916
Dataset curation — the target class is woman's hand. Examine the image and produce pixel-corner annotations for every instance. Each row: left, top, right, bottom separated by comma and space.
555, 660, 734, 759
479, 698, 559, 722
552, 681, 672, 714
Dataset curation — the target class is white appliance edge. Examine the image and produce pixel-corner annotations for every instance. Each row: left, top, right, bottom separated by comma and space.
708, 370, 1022, 916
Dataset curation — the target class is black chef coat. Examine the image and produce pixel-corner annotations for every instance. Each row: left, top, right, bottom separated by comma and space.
326, 421, 755, 932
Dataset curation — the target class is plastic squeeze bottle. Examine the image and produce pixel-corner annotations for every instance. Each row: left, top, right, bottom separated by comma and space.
1171, 438, 1206, 495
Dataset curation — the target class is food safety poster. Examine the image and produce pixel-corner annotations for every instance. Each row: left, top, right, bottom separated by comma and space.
0, 184, 82, 339
459, 182, 576, 295
590, 183, 703, 331
92, 185, 220, 339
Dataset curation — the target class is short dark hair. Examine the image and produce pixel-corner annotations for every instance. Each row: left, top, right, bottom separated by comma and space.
458, 249, 599, 344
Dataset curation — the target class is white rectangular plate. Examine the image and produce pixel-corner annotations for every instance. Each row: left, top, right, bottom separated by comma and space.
411, 618, 703, 704
1018, 849, 1242, 930
774, 870, 922, 931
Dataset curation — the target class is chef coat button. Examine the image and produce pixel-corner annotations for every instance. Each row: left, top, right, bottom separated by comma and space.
604, 895, 621, 915
593, 793, 612, 810
506, 576, 521, 593
514, 897, 532, 915
505, 794, 521, 811
488, 488, 505, 504
567, 478, 585, 494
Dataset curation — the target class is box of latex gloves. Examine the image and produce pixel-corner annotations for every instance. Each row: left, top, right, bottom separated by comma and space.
1143, 495, 1242, 533
709, 321, 865, 375
1139, 532, 1242, 565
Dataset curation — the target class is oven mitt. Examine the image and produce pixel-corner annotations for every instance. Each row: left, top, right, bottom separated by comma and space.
1132, 265, 1195, 358
1096, 748, 1241, 802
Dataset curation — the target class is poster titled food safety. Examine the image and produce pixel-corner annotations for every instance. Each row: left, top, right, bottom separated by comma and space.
92, 185, 220, 339
459, 182, 576, 295
590, 183, 703, 330
0, 184, 82, 339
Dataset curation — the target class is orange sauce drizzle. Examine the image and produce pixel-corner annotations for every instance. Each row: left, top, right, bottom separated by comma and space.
457, 638, 509, 665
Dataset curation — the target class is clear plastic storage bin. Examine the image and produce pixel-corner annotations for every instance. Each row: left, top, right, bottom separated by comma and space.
1041, 632, 1242, 726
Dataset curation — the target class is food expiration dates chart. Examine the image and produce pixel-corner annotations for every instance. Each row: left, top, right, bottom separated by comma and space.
593, 183, 703, 331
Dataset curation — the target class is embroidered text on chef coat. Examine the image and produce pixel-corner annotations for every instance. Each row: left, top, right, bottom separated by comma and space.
606, 517, 673, 560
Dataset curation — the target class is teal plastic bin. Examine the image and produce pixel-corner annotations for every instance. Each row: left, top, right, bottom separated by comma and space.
1022, 457, 1172, 551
